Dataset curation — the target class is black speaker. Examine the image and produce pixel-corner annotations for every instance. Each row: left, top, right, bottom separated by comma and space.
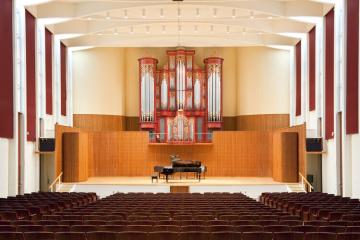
39, 138, 55, 152
306, 138, 322, 152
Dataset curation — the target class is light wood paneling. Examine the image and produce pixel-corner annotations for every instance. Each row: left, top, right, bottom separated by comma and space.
86, 131, 273, 177
273, 132, 298, 182
223, 117, 237, 131
73, 114, 126, 131
275, 124, 306, 176
56, 124, 303, 182
236, 114, 290, 131
125, 117, 139, 131
63, 132, 88, 182
55, 124, 83, 176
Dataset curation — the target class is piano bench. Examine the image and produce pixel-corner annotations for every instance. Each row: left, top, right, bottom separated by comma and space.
151, 173, 158, 183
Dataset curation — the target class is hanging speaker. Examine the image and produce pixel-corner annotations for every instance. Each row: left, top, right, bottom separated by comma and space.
306, 138, 322, 152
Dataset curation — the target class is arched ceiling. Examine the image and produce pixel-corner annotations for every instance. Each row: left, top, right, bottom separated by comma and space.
25, 0, 334, 47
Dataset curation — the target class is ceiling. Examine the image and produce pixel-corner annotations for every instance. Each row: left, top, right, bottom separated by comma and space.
25, 0, 334, 48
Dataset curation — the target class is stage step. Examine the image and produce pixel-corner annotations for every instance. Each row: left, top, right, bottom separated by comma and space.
57, 183, 75, 192
287, 183, 306, 193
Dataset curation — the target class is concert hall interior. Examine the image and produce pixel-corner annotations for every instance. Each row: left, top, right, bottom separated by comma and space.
1, 0, 360, 239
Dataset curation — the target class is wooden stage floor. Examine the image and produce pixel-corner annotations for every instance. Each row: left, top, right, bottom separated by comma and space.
68, 177, 287, 186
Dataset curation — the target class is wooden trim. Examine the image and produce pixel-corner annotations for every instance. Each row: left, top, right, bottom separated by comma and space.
236, 114, 290, 131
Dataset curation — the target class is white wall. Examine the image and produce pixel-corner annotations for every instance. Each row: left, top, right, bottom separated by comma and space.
236, 47, 290, 115
0, 139, 10, 197
72, 46, 290, 117
72, 48, 126, 115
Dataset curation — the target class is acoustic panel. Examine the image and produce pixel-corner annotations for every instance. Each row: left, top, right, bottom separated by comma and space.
45, 28, 53, 115
60, 42, 67, 116
0, 0, 14, 139
325, 9, 335, 140
309, 27, 316, 111
346, 0, 359, 134
26, 10, 36, 142
295, 41, 302, 116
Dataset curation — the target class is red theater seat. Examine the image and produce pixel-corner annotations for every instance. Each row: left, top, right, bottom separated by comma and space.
54, 232, 87, 240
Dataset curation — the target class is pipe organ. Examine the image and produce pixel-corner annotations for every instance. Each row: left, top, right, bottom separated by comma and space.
139, 49, 223, 143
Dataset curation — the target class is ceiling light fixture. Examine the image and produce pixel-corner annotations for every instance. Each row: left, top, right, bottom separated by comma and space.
196, 8, 200, 18
232, 9, 236, 19
124, 10, 128, 19
130, 26, 134, 34
114, 29, 119, 35
142, 9, 146, 18
160, 8, 164, 18
86, 16, 92, 21
267, 16, 273, 20
210, 25, 214, 33
194, 25, 198, 33
146, 26, 150, 34
162, 25, 166, 34
250, 11, 255, 19
213, 8, 217, 18
242, 28, 246, 34
226, 26, 230, 34
178, 8, 181, 18
106, 12, 111, 20
178, 25, 182, 33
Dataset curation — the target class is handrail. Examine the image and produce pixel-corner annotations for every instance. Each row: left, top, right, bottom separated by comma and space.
299, 172, 314, 192
49, 172, 63, 192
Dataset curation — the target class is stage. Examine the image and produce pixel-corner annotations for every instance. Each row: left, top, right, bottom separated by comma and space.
61, 177, 297, 199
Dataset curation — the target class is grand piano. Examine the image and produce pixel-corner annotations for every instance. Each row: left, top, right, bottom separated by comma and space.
154, 155, 207, 182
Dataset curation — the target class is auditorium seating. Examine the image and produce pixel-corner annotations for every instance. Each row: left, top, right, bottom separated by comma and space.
0, 192, 360, 239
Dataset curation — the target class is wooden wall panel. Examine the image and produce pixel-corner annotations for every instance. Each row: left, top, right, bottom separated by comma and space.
273, 132, 298, 182
223, 117, 237, 131
170, 186, 189, 193
125, 117, 139, 131
236, 114, 290, 131
87, 131, 273, 177
73, 114, 126, 131
275, 124, 306, 176
55, 124, 83, 176
63, 132, 88, 182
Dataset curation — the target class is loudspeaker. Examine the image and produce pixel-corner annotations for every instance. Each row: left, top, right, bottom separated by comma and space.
39, 138, 55, 152
306, 138, 322, 152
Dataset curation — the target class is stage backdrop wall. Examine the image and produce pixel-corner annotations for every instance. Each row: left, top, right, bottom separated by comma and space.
56, 124, 305, 182
72, 46, 290, 118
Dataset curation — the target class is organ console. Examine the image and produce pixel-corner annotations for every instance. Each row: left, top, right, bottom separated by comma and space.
139, 49, 223, 143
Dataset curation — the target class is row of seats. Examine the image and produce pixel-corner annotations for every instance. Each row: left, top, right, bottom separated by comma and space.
261, 192, 360, 221
0, 192, 97, 221
2, 224, 360, 233
0, 231, 360, 240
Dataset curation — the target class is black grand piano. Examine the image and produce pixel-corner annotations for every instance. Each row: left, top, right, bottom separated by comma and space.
154, 155, 207, 183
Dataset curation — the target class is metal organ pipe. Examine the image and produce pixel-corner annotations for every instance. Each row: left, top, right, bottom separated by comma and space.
216, 68, 220, 121
141, 73, 145, 121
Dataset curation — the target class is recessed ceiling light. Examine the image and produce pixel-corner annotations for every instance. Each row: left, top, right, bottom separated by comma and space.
124, 10, 128, 19
196, 8, 200, 18
160, 8, 164, 18
130, 26, 134, 34
142, 9, 146, 18
106, 12, 111, 20
86, 16, 92, 21
242, 28, 246, 34
114, 29, 119, 35
267, 16, 273, 20
232, 9, 236, 19
178, 25, 182, 33
97, 33, 103, 36
178, 8, 181, 18
146, 26, 150, 34
226, 26, 230, 34
250, 11, 255, 19
194, 25, 198, 33
162, 25, 166, 34
210, 25, 214, 33
213, 8, 217, 18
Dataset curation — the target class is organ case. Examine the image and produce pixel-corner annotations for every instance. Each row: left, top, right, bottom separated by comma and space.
139, 49, 223, 143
